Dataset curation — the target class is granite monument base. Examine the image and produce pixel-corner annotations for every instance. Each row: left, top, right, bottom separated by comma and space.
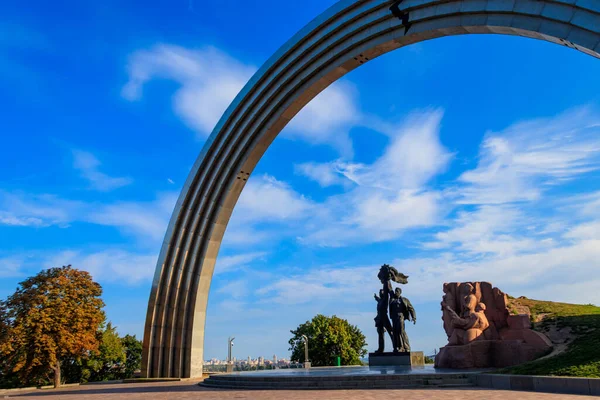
369, 351, 425, 367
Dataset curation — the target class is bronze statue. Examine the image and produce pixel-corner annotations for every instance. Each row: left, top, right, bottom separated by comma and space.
374, 264, 415, 353
374, 289, 393, 353
389, 287, 416, 352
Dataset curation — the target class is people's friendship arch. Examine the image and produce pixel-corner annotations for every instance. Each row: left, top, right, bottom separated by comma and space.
141, 0, 600, 378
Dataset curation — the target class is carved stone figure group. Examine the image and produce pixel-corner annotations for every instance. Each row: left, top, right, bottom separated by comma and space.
435, 281, 554, 369
442, 282, 490, 345
374, 264, 416, 353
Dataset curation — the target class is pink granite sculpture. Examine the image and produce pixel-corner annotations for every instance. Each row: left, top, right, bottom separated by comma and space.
435, 282, 553, 369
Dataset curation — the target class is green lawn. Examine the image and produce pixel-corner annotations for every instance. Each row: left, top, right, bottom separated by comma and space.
503, 297, 600, 378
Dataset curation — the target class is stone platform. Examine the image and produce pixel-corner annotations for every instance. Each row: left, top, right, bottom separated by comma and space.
368, 351, 425, 367
201, 365, 479, 390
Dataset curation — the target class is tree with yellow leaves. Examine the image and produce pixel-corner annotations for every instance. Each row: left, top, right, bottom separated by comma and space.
0, 265, 105, 388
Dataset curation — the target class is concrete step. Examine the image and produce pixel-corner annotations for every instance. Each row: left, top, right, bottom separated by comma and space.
207, 374, 472, 382
201, 374, 475, 390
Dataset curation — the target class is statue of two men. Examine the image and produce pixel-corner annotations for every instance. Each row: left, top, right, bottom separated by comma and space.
374, 264, 416, 353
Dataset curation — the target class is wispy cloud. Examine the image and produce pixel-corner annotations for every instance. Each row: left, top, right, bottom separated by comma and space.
215, 279, 250, 299
0, 248, 157, 285
221, 175, 313, 248
0, 255, 26, 278
72, 149, 132, 192
122, 44, 362, 155
233, 175, 312, 223
43, 249, 157, 285
255, 264, 376, 305
0, 213, 45, 227
214, 251, 268, 275
0, 190, 176, 243
454, 106, 600, 205
0, 191, 84, 228
424, 205, 551, 257
122, 45, 255, 138
298, 110, 452, 246
86, 192, 176, 242
294, 160, 350, 188
393, 235, 600, 305
284, 81, 360, 157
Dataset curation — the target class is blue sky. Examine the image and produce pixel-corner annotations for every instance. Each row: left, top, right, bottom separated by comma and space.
2, 0, 600, 361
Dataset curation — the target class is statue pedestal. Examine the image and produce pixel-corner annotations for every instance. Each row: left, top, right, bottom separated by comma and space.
368, 351, 425, 367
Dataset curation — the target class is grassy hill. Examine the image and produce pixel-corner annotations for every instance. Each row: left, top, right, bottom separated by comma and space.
502, 297, 600, 377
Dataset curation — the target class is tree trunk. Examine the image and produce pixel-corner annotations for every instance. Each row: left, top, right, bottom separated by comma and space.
53, 361, 61, 388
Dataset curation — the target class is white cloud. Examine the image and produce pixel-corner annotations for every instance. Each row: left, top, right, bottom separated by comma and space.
215, 251, 268, 275
122, 44, 255, 137
221, 175, 313, 248
456, 106, 600, 205
0, 191, 83, 228
123, 44, 362, 155
72, 149, 132, 192
0, 249, 157, 285
564, 220, 600, 240
284, 81, 360, 157
298, 110, 452, 246
0, 213, 45, 227
560, 190, 600, 218
221, 226, 275, 247
303, 190, 441, 247
233, 175, 312, 223
426, 205, 549, 257
346, 110, 452, 190
0, 256, 26, 278
86, 192, 177, 242
215, 279, 249, 299
393, 237, 600, 306
294, 160, 348, 188
42, 249, 157, 285
255, 264, 377, 305
0, 190, 176, 243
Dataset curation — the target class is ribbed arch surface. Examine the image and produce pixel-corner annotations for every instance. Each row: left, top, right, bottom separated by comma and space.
142, 0, 600, 378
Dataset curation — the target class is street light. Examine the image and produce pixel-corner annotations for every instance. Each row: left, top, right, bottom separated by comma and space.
228, 336, 235, 363
227, 336, 235, 372
301, 335, 310, 369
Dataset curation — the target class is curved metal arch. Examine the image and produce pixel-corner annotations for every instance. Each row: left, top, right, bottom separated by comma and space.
142, 0, 600, 378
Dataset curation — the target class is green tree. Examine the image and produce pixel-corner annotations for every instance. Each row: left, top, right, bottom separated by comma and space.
0, 266, 105, 388
121, 334, 142, 379
62, 324, 140, 383
289, 314, 367, 366
87, 323, 126, 381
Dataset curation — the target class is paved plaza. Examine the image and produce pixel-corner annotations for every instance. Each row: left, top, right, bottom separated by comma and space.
1, 380, 597, 399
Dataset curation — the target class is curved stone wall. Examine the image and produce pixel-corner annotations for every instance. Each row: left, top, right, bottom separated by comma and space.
142, 0, 600, 378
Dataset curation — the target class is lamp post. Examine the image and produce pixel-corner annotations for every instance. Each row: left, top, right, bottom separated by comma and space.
227, 337, 235, 373
301, 335, 311, 369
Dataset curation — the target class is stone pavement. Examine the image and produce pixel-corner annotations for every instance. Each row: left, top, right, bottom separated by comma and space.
2, 380, 598, 399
